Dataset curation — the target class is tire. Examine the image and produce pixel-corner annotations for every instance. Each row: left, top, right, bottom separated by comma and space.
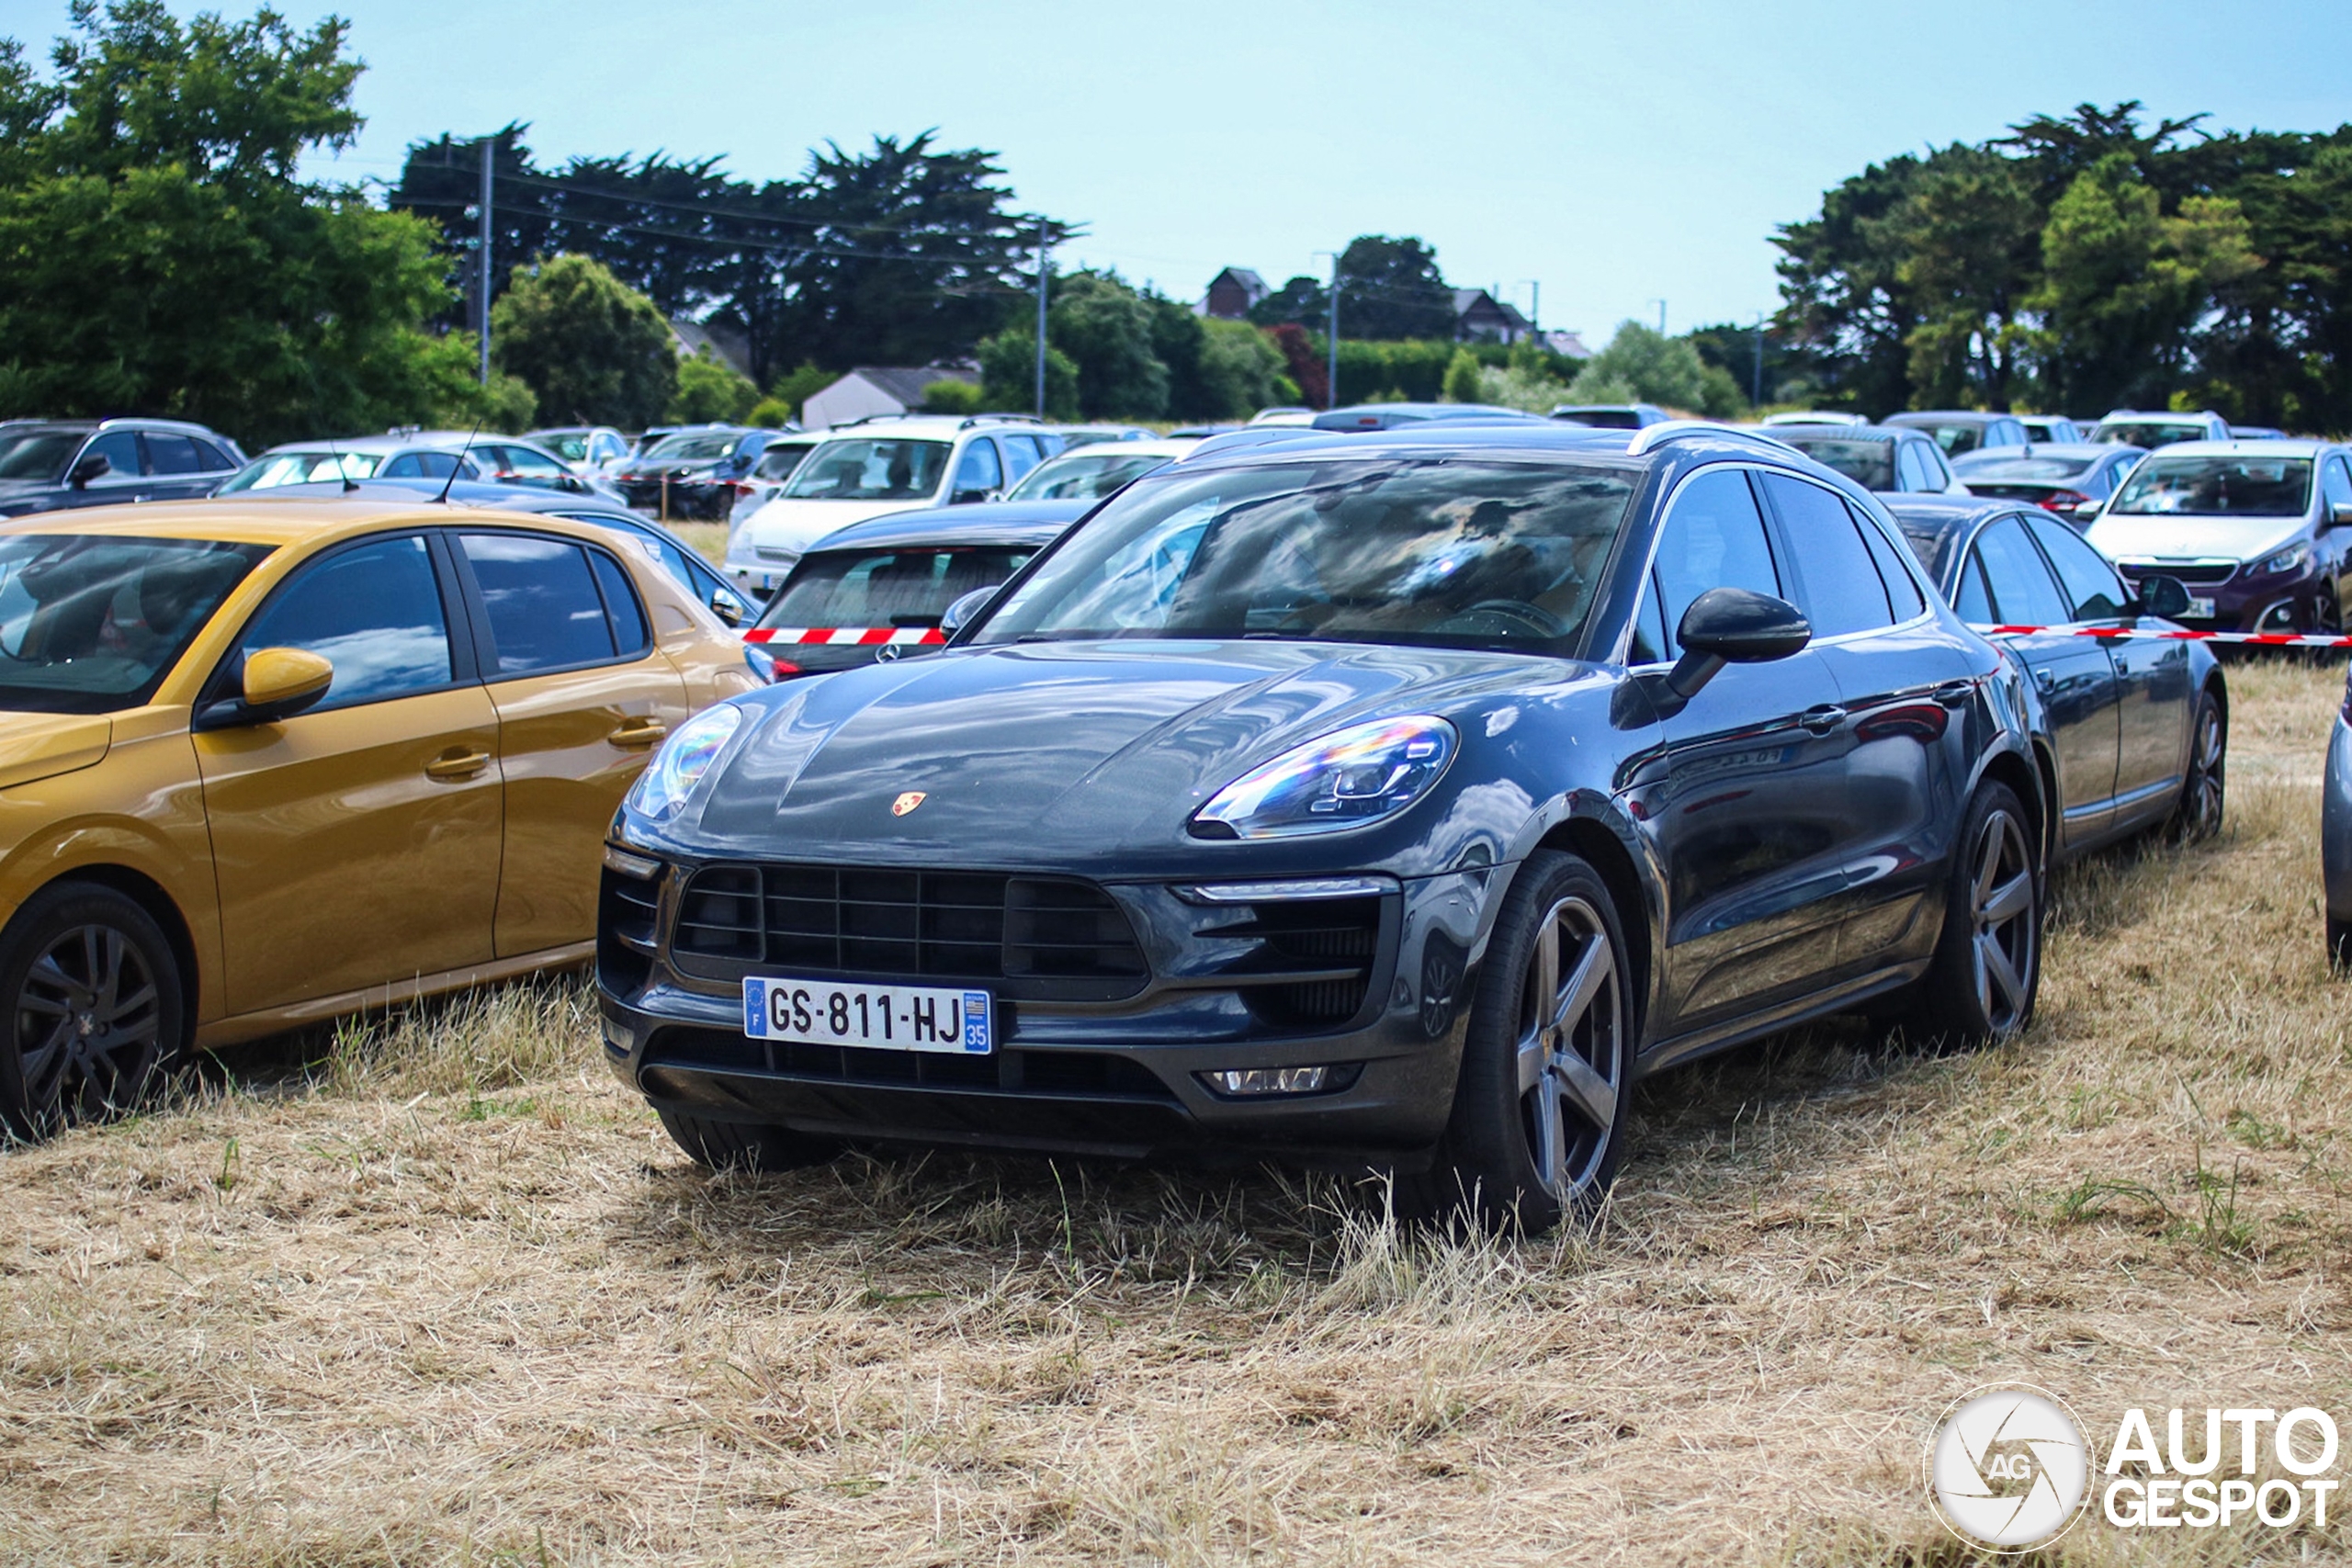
2329, 918, 2352, 972
2168, 687, 2226, 842
656, 1108, 838, 1175
1420, 850, 1634, 1235
1910, 780, 2041, 1048
0, 881, 185, 1142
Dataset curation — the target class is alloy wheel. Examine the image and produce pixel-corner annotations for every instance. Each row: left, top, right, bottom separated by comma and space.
2183, 704, 2226, 839
1967, 808, 2037, 1035
1514, 894, 1623, 1204
14, 923, 164, 1125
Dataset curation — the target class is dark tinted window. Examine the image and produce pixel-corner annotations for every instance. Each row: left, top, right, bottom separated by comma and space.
1851, 502, 1927, 618
763, 546, 1039, 629
1955, 551, 1996, 622
239, 536, 452, 709
1785, 435, 1893, 492
2029, 517, 2129, 621
0, 536, 266, 713
458, 533, 621, 673
381, 451, 462, 479
1971, 518, 2074, 626
1629, 574, 1668, 665
1656, 468, 1780, 652
1762, 473, 1891, 637
83, 431, 141, 479
142, 434, 203, 476
195, 441, 236, 472
590, 550, 650, 654
0, 430, 82, 481
753, 443, 814, 481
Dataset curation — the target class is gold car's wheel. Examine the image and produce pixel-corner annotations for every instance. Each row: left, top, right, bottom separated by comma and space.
0, 884, 184, 1141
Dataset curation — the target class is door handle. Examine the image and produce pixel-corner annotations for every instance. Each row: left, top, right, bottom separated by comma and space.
424, 747, 492, 782
607, 716, 668, 749
1932, 680, 1974, 708
1799, 705, 1848, 735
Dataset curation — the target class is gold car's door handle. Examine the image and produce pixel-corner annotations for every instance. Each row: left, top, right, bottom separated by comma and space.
424, 747, 492, 782
607, 716, 668, 749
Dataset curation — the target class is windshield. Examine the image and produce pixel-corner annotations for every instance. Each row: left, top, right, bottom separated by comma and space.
644, 432, 739, 463
763, 545, 1040, 629
2109, 456, 2312, 516
1006, 452, 1169, 502
973, 458, 1635, 655
2094, 422, 2205, 447
1781, 436, 1893, 491
541, 434, 591, 462
753, 443, 817, 481
1909, 423, 1986, 456
783, 438, 951, 502
217, 451, 381, 492
1954, 455, 2097, 481
0, 431, 83, 482
0, 536, 269, 713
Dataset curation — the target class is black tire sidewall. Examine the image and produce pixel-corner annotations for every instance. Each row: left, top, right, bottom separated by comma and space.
0, 881, 185, 1139
1437, 849, 1634, 1233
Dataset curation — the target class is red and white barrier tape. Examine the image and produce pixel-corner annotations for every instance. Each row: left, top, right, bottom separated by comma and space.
741, 626, 947, 647
1976, 624, 2352, 649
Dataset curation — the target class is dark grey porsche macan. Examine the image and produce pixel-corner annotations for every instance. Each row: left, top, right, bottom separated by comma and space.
598, 423, 2047, 1229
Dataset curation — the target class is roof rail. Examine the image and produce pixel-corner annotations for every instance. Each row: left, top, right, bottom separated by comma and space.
958, 412, 1042, 428
1626, 420, 1802, 457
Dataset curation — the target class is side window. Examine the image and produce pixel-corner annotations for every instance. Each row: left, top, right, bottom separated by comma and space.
953, 439, 1002, 498
1972, 517, 2075, 627
1628, 575, 1668, 665
998, 434, 1044, 483
1893, 442, 1926, 492
195, 440, 237, 472
143, 434, 203, 475
1926, 448, 1954, 490
1653, 468, 1781, 654
590, 549, 650, 654
2324, 457, 2352, 512
2029, 516, 2129, 621
1850, 502, 1928, 619
81, 430, 142, 479
1759, 472, 1892, 637
458, 533, 628, 674
496, 446, 570, 479
235, 536, 453, 710
1954, 551, 1997, 623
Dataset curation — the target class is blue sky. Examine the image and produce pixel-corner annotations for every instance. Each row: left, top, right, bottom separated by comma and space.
9, 0, 2352, 340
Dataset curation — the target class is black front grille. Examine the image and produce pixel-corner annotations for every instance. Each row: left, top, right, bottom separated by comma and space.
670, 863, 1148, 1001
2124, 561, 2235, 585
1189, 895, 1387, 1029
597, 866, 661, 994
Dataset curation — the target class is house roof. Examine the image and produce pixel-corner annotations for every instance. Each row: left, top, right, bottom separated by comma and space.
840, 367, 978, 407
1211, 266, 1267, 295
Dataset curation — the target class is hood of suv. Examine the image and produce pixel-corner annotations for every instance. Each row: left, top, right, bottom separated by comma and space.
2087, 513, 2309, 566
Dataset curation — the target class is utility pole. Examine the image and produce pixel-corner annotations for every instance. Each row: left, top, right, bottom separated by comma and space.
1518, 279, 1541, 337
1033, 218, 1050, 419
1648, 298, 1668, 335
1752, 317, 1767, 407
476, 138, 493, 386
1314, 251, 1341, 411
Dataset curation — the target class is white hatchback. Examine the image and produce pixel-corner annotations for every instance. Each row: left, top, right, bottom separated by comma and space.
724, 415, 1057, 591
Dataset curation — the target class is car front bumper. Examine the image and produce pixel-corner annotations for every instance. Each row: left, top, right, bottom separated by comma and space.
596, 860, 1504, 1163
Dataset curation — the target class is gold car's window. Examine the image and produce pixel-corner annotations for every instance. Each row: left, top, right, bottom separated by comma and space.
458, 533, 642, 675
237, 536, 453, 710
0, 535, 267, 714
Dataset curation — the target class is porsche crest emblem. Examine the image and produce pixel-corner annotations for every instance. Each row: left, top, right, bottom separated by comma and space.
890, 791, 927, 817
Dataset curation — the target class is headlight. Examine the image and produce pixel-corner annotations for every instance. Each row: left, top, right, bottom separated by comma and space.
625, 704, 744, 822
2257, 541, 2312, 577
1192, 716, 1456, 840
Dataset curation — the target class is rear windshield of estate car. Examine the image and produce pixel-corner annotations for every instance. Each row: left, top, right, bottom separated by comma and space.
971, 458, 1636, 656
2109, 456, 2312, 516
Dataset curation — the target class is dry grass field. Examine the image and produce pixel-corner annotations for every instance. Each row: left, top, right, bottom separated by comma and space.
4, 661, 2351, 1566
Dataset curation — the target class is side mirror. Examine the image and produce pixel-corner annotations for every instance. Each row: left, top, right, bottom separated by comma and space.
708, 584, 748, 627
2134, 574, 2192, 620
69, 454, 110, 489
941, 584, 1002, 637
238, 646, 334, 722
1665, 588, 1812, 703
950, 488, 992, 506
2071, 502, 2102, 525
2330, 502, 2352, 529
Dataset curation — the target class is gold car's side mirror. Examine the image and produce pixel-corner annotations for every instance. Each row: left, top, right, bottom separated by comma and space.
240, 647, 334, 722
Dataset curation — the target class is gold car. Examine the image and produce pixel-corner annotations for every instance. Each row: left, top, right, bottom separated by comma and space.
0, 499, 760, 1135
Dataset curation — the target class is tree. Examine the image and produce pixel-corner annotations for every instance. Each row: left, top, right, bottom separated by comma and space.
1264, 323, 1326, 408
1248, 274, 1328, 328
667, 345, 758, 423
1566, 321, 1730, 412
1441, 348, 1483, 403
1195, 321, 1295, 417
1336, 235, 1455, 341
0, 2, 496, 446
976, 330, 1077, 419
490, 254, 677, 428
1883, 144, 2044, 409
1046, 269, 1167, 420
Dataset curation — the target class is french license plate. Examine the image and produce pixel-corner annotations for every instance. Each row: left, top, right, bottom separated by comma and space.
2184, 596, 2216, 619
741, 976, 992, 1054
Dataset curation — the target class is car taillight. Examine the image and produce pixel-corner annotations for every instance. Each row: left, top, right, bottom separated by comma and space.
2037, 490, 2091, 511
